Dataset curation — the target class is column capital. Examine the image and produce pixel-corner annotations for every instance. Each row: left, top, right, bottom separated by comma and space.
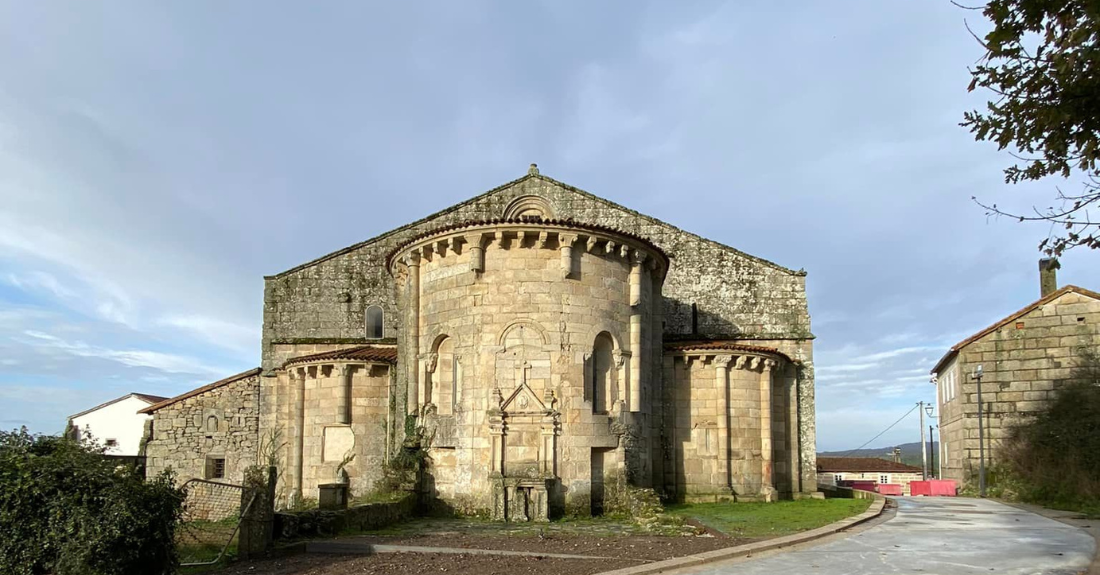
630, 249, 647, 266
405, 251, 421, 266
558, 232, 579, 246
763, 359, 778, 371
713, 354, 733, 369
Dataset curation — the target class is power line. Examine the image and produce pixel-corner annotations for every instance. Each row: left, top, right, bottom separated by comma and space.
838, 404, 920, 458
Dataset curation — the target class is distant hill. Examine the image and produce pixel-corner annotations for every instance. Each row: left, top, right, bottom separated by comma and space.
818, 441, 939, 469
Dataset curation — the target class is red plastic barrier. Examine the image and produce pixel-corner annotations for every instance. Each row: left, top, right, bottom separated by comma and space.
910, 480, 957, 496
845, 480, 878, 493
876, 484, 903, 496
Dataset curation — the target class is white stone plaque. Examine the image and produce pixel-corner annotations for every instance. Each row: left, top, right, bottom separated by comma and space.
322, 426, 355, 462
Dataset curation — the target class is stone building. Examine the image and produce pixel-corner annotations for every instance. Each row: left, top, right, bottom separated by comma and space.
144, 166, 819, 516
931, 259, 1100, 485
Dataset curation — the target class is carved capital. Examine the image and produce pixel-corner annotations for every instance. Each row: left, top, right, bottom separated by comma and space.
425, 352, 439, 373
713, 354, 733, 369
558, 232, 578, 246
405, 251, 421, 267
612, 350, 627, 369
763, 359, 777, 371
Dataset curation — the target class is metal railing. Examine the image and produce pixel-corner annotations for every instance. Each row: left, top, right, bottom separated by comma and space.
177, 478, 257, 566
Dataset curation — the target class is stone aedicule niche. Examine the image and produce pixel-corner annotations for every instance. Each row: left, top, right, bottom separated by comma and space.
386, 219, 669, 515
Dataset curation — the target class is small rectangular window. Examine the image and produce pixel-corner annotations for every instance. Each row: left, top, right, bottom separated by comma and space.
879, 474, 889, 484
205, 457, 226, 480
1078, 316, 1086, 324
1015, 321, 1025, 329
834, 474, 843, 483
105, 439, 118, 447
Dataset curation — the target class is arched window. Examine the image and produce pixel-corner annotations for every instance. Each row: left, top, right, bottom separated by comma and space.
432, 336, 456, 416
206, 415, 219, 433
592, 333, 614, 413
365, 305, 384, 339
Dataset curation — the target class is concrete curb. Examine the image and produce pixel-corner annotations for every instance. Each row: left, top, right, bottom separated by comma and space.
593, 494, 888, 575
304, 540, 624, 561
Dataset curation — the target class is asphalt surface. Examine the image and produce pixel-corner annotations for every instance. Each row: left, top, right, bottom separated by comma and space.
680, 497, 1095, 575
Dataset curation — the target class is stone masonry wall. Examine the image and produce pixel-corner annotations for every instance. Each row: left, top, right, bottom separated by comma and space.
938, 290, 1100, 484
261, 174, 812, 374
145, 373, 261, 484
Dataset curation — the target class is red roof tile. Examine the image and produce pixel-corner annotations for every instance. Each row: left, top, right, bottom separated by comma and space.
816, 457, 922, 473
664, 341, 793, 362
283, 345, 398, 368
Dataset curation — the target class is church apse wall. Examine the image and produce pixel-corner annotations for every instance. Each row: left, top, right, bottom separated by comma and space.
389, 219, 667, 518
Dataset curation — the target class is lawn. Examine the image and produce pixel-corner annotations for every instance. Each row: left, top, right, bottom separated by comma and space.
665, 497, 872, 538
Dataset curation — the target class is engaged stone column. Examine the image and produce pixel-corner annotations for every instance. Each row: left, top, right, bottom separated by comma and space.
714, 354, 733, 493
406, 251, 421, 414
628, 250, 646, 412
337, 364, 351, 424
760, 359, 777, 501
466, 233, 485, 273
288, 368, 305, 502
559, 233, 577, 279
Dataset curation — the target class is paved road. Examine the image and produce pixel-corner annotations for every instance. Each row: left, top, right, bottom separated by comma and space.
682, 498, 1095, 575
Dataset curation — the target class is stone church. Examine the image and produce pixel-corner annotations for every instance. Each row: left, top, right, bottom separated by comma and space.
143, 165, 818, 518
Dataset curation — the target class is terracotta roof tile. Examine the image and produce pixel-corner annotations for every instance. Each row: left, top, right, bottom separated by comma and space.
664, 341, 793, 362
816, 457, 922, 473
139, 368, 261, 414
385, 215, 670, 270
931, 285, 1100, 375
283, 345, 398, 368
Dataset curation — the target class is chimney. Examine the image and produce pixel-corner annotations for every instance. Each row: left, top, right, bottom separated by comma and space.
1039, 258, 1060, 297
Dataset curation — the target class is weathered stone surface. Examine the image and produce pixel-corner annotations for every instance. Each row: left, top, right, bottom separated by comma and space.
934, 286, 1100, 485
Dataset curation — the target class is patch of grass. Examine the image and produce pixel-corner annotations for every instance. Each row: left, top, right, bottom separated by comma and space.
665, 498, 871, 538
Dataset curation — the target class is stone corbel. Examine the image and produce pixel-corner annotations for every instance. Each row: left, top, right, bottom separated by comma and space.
586, 236, 598, 253
604, 240, 617, 255
421, 243, 434, 262
538, 231, 549, 248
493, 231, 506, 249
436, 238, 449, 258
734, 355, 748, 370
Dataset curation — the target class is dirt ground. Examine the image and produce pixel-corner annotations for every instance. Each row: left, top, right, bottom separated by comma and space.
213, 522, 754, 575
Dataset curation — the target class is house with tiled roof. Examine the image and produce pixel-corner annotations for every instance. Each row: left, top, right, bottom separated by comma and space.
931, 259, 1100, 485
816, 457, 923, 494
67, 392, 168, 456
142, 165, 820, 515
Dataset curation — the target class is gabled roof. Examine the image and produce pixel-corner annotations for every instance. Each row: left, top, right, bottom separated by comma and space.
68, 392, 169, 420
816, 457, 922, 473
266, 171, 802, 279
931, 285, 1100, 375
138, 368, 261, 414
283, 345, 398, 368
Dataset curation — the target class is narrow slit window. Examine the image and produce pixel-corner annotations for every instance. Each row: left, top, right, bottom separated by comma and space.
366, 305, 384, 339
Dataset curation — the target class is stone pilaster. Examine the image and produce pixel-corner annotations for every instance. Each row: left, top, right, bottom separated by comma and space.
714, 354, 733, 494
406, 251, 421, 415
759, 359, 777, 501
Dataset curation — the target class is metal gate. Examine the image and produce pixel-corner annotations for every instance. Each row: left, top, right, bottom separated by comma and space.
177, 478, 257, 566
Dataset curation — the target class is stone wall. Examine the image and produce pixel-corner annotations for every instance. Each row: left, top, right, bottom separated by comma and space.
145, 371, 261, 484
261, 173, 812, 371
936, 289, 1100, 484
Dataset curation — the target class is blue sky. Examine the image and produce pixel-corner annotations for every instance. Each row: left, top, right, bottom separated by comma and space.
1, 1, 1097, 451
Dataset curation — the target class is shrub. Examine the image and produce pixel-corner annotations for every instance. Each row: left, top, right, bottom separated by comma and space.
0, 428, 185, 575
1000, 348, 1100, 515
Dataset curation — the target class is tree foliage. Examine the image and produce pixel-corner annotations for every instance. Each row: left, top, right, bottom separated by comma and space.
0, 428, 185, 575
962, 0, 1100, 255
1001, 348, 1100, 515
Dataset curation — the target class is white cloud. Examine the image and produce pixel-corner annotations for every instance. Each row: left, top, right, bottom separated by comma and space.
5, 271, 75, 300
157, 314, 259, 354
18, 329, 228, 378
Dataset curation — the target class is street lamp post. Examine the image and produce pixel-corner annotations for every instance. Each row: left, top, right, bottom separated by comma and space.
924, 404, 937, 480
918, 401, 927, 480
971, 364, 986, 497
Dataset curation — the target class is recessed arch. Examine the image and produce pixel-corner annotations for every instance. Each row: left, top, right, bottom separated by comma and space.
591, 332, 615, 413
503, 195, 555, 219
497, 319, 550, 348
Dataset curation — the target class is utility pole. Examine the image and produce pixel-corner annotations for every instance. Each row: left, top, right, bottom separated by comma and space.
919, 401, 927, 480
972, 365, 986, 497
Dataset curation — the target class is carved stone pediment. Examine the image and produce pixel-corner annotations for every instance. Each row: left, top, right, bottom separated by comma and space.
500, 383, 547, 415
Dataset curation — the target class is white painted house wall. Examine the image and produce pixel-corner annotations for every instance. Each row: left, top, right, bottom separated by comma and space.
70, 396, 155, 456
